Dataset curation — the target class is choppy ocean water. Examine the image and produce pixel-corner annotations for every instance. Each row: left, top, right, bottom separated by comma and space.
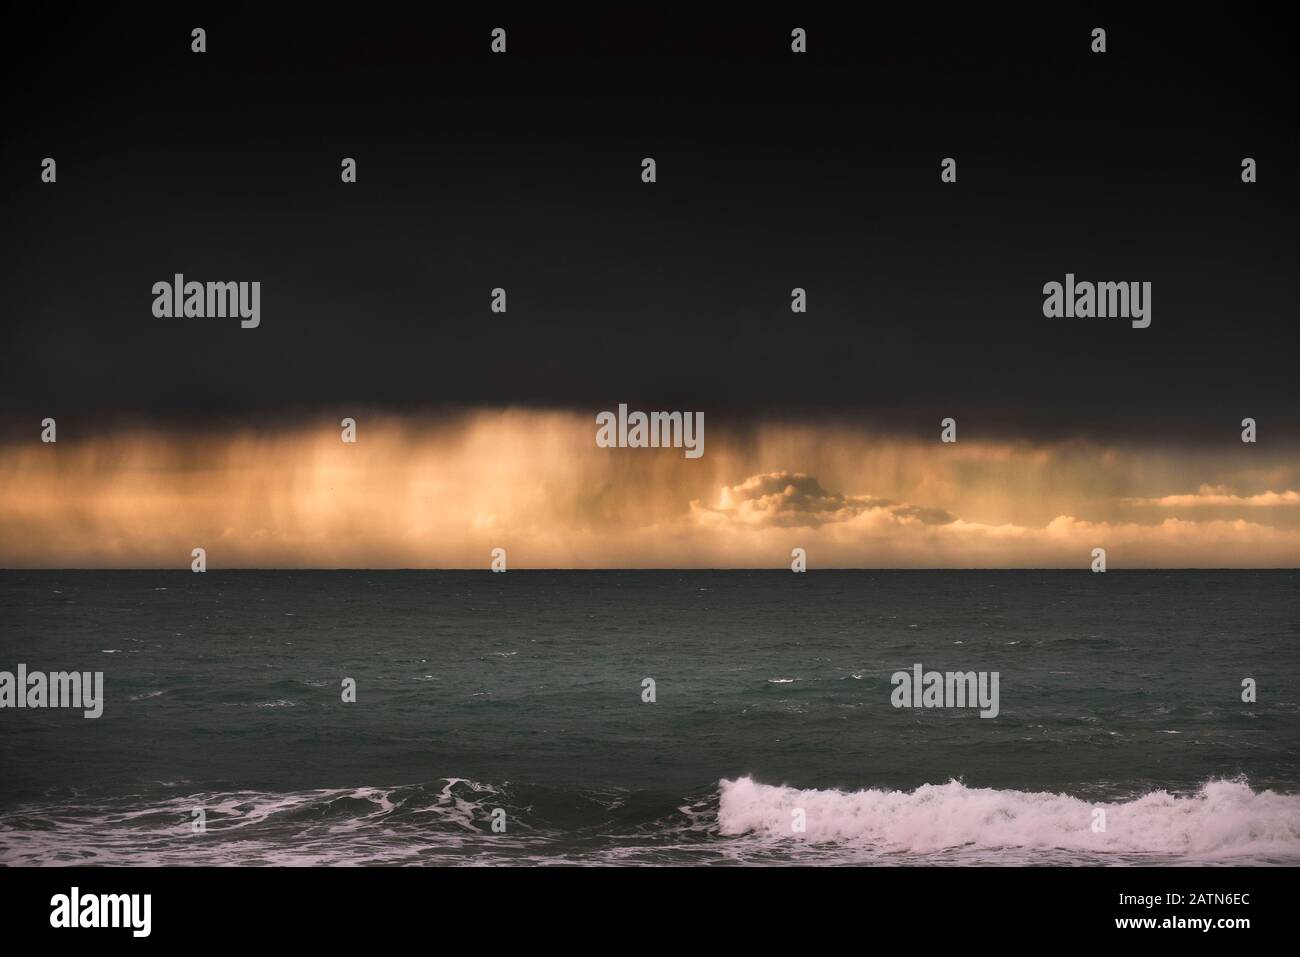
1, 570, 1297, 866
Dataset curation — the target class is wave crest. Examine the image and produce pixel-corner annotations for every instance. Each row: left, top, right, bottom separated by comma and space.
718, 776, 1300, 859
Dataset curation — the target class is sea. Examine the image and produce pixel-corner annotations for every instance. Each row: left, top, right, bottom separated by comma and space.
1, 570, 1297, 866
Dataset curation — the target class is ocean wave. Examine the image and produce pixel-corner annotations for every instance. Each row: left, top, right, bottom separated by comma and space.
718, 775, 1300, 860
4, 776, 1298, 866
0, 779, 519, 866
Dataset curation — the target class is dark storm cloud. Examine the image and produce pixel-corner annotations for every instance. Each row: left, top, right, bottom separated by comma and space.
1, 5, 1296, 444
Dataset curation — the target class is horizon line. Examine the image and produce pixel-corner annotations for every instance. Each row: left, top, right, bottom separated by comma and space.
2, 567, 1297, 573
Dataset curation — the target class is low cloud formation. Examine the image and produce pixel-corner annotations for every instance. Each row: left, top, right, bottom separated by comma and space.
1125, 485, 1300, 508
684, 472, 1300, 568
691, 472, 955, 528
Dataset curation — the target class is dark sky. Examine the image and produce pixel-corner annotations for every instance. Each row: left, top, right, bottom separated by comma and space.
2, 3, 1296, 443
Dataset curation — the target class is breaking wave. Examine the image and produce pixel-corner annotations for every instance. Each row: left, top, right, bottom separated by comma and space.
3, 776, 1298, 866
718, 775, 1300, 862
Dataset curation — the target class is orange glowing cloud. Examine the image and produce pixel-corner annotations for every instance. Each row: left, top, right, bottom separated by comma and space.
0, 411, 1296, 568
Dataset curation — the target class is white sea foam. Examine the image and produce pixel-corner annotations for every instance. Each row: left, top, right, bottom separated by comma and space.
0, 780, 514, 866
718, 775, 1300, 861
5, 776, 1298, 866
